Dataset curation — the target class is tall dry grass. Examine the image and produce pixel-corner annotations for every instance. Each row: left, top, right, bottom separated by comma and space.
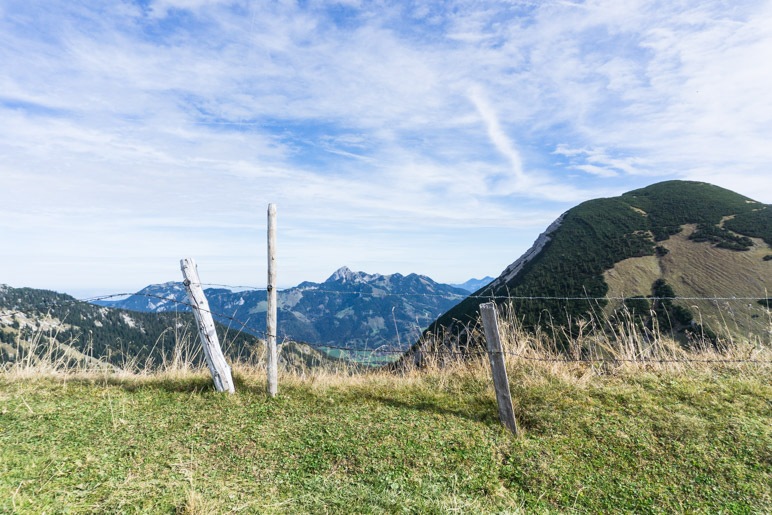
405, 301, 771, 384
1, 301, 769, 390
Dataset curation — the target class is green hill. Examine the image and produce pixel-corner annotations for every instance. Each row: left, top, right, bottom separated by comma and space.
0, 286, 340, 371
424, 180, 771, 350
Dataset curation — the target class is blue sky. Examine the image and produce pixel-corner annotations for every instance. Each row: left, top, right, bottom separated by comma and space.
2, 0, 771, 297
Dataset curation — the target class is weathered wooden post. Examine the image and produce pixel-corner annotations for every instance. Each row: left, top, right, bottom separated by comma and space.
180, 258, 235, 393
480, 302, 518, 435
266, 204, 278, 397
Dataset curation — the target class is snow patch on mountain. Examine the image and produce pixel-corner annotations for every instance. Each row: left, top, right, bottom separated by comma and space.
120, 312, 136, 328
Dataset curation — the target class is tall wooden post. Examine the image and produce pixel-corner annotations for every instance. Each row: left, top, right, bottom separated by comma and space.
180, 258, 235, 393
266, 204, 278, 397
480, 302, 518, 435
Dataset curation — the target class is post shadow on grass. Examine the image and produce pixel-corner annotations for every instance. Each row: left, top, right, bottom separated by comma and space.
358, 391, 505, 427
87, 370, 292, 396
70, 374, 228, 394
146, 371, 253, 393
359, 389, 539, 433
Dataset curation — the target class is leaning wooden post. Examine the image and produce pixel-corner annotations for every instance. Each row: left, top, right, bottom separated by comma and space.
266, 204, 278, 397
480, 302, 518, 435
180, 258, 235, 393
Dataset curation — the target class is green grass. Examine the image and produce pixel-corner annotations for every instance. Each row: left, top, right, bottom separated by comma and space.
1, 364, 770, 513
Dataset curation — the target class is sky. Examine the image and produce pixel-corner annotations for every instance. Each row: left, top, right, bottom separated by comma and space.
1, 0, 772, 298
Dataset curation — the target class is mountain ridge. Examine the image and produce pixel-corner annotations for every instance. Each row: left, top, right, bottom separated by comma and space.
0, 285, 261, 368
94, 268, 470, 351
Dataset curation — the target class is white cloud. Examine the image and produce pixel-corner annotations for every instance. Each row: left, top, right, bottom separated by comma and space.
1, 0, 771, 293
555, 146, 646, 177
573, 164, 618, 178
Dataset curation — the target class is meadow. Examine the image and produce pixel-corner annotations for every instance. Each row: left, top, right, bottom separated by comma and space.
1, 311, 770, 513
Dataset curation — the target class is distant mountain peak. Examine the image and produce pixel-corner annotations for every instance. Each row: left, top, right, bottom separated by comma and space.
137, 281, 184, 292
325, 266, 385, 284
327, 266, 356, 283
451, 276, 496, 293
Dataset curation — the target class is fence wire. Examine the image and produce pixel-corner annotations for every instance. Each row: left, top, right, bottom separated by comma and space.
192, 283, 771, 303
1, 283, 770, 365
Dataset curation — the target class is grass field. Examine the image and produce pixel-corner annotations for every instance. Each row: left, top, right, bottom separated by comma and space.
2, 352, 770, 513
2, 304, 771, 513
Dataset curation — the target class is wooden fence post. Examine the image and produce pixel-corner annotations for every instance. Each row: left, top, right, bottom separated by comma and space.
480, 302, 518, 435
180, 258, 235, 394
266, 204, 278, 397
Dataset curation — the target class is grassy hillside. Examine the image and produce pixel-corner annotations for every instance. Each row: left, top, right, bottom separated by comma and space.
2, 307, 770, 513
1, 361, 769, 513
428, 181, 771, 347
604, 225, 772, 342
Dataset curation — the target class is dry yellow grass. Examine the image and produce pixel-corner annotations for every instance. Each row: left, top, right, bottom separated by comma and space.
2, 298, 770, 392
604, 224, 771, 343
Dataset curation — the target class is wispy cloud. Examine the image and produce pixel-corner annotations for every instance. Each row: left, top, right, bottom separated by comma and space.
1, 0, 770, 292
468, 85, 526, 186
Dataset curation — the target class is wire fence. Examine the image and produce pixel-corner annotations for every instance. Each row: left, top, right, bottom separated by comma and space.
1, 282, 770, 365
83, 283, 772, 302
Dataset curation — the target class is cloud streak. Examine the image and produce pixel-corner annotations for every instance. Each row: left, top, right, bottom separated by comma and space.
468, 85, 527, 188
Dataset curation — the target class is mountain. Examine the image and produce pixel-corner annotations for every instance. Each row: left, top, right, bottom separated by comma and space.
95, 281, 189, 312
425, 180, 772, 348
0, 285, 259, 367
0, 285, 337, 370
95, 267, 469, 351
451, 277, 495, 292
